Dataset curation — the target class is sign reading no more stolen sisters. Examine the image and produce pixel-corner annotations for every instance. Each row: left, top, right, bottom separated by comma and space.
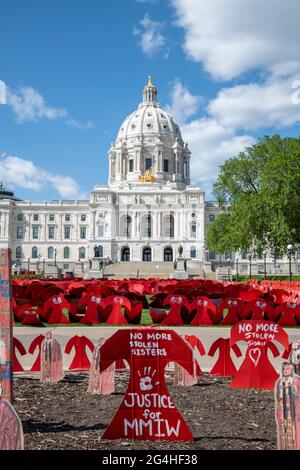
100, 328, 194, 441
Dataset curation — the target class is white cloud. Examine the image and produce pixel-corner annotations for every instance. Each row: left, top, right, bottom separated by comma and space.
0, 155, 87, 199
182, 118, 255, 191
66, 118, 95, 130
134, 14, 169, 58
172, 0, 300, 80
163, 80, 254, 192
208, 75, 300, 130
6, 87, 67, 123
165, 79, 202, 124
6, 85, 94, 130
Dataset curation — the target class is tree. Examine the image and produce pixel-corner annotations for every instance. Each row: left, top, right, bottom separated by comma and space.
207, 135, 300, 257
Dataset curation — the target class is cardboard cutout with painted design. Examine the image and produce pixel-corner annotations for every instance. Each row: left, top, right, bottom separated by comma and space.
100, 328, 194, 441
230, 320, 289, 390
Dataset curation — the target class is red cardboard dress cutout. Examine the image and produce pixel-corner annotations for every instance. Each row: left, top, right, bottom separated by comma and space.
100, 328, 194, 441
13, 338, 27, 373
184, 335, 205, 377
105, 296, 130, 325
189, 297, 217, 326
274, 302, 300, 326
29, 335, 45, 372
208, 338, 242, 376
79, 294, 103, 324
230, 320, 289, 390
218, 299, 244, 325
44, 295, 70, 324
161, 295, 188, 326
65, 335, 94, 371
243, 299, 274, 320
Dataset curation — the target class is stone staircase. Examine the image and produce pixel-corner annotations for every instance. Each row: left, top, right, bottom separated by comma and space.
104, 261, 206, 279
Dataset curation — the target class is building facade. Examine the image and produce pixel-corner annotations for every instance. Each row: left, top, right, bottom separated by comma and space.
0, 77, 298, 277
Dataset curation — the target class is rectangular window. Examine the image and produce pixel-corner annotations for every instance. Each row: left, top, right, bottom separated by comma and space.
80, 227, 86, 239
65, 214, 71, 222
48, 226, 55, 239
32, 226, 39, 239
209, 214, 215, 223
49, 214, 55, 222
129, 160, 134, 172
297, 249, 300, 260
17, 214, 23, 222
33, 214, 39, 221
98, 225, 104, 237
225, 252, 232, 260
63, 264, 70, 270
64, 226, 71, 239
17, 227, 23, 239
209, 251, 216, 260
191, 224, 196, 238
163, 159, 169, 172
145, 158, 152, 171
80, 214, 86, 222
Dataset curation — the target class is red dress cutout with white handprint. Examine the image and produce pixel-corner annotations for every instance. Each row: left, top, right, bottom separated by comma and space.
65, 335, 94, 371
243, 299, 274, 320
100, 329, 194, 441
208, 338, 242, 376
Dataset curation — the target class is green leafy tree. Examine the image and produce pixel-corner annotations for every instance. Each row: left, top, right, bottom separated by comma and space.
207, 135, 300, 257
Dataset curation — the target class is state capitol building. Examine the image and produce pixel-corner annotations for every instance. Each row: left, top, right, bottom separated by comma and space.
1, 77, 292, 278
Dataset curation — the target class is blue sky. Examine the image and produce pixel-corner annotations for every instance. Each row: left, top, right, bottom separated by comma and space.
1, 0, 300, 200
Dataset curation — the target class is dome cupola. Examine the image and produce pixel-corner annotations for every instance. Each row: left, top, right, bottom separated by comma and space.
108, 77, 191, 190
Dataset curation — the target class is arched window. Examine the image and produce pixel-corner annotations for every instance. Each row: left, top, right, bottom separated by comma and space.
48, 247, 54, 259
64, 247, 70, 259
143, 247, 152, 262
32, 247, 38, 259
16, 247, 22, 259
164, 247, 173, 262
98, 245, 103, 257
121, 247, 130, 261
190, 246, 196, 259
79, 247, 85, 259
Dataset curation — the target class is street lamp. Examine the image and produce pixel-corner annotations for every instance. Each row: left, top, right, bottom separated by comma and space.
235, 256, 239, 281
27, 256, 30, 273
226, 257, 231, 278
287, 244, 293, 282
263, 249, 268, 280
37, 253, 41, 273
248, 254, 252, 280
54, 248, 57, 266
42, 258, 45, 277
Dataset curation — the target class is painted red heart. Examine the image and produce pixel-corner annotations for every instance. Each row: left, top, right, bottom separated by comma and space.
249, 348, 261, 367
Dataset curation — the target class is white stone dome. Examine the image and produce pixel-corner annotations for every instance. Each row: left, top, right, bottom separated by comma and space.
108, 77, 191, 190
116, 76, 183, 144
